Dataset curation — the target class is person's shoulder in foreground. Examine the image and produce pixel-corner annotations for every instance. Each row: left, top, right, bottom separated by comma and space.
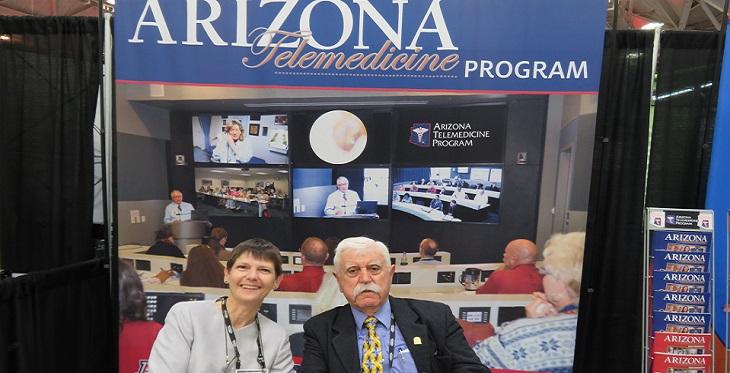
302, 297, 489, 373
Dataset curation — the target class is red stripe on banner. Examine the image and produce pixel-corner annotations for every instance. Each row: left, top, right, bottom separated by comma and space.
115, 79, 598, 96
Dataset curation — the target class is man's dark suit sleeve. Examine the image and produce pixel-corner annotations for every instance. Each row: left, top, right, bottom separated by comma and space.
440, 306, 490, 372
302, 320, 328, 373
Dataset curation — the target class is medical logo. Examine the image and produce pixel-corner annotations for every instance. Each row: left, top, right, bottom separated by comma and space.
137, 360, 149, 373
410, 123, 431, 147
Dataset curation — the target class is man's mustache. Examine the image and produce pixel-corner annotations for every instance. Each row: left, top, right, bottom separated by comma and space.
353, 282, 382, 297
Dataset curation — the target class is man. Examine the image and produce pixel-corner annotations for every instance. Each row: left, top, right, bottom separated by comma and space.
324, 176, 361, 216
473, 189, 489, 208
429, 194, 443, 211
277, 237, 329, 292
412, 238, 440, 265
302, 236, 485, 372
451, 186, 467, 201
476, 239, 543, 294
163, 189, 195, 224
145, 227, 185, 258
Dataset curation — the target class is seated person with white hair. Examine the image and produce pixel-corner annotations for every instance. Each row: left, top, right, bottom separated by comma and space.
302, 236, 486, 372
473, 232, 585, 373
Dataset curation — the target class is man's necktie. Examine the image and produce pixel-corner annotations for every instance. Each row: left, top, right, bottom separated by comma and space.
362, 316, 383, 373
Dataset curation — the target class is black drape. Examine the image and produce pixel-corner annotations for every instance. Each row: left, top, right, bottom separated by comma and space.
574, 31, 654, 372
646, 32, 719, 208
0, 259, 110, 372
0, 16, 99, 272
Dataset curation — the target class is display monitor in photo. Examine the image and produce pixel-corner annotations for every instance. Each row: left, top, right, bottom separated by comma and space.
292, 167, 389, 219
391, 165, 501, 223
195, 167, 290, 218
192, 114, 289, 164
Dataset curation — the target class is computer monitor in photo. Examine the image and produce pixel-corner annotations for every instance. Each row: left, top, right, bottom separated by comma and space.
194, 167, 290, 218
192, 114, 289, 165
292, 167, 389, 219
391, 165, 501, 223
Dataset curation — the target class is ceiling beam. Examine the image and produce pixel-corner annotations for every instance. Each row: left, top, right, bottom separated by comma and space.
677, 0, 693, 29
698, 0, 721, 30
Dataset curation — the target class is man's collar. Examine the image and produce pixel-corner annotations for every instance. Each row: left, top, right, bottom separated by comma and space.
350, 299, 391, 328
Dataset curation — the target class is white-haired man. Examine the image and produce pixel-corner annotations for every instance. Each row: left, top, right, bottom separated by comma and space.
323, 176, 361, 216
302, 236, 487, 373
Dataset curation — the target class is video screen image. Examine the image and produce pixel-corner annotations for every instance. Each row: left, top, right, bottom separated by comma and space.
392, 166, 501, 223
192, 114, 289, 165
292, 167, 389, 219
195, 167, 289, 218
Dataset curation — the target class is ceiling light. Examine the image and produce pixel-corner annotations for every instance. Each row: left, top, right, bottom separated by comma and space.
255, 172, 268, 175
240, 173, 250, 176
277, 170, 289, 173
210, 170, 226, 173
641, 22, 664, 30
0, 35, 10, 41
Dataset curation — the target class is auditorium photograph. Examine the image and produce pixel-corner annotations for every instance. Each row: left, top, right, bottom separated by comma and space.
1, 1, 730, 373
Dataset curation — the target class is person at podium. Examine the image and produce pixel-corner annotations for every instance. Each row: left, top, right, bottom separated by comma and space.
163, 189, 195, 224
323, 176, 360, 216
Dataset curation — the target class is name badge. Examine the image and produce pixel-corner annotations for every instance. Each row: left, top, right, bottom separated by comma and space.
235, 369, 268, 373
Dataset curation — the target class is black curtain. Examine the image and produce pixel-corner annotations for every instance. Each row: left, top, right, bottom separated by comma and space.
0, 17, 99, 272
646, 32, 719, 208
0, 259, 111, 372
574, 31, 654, 372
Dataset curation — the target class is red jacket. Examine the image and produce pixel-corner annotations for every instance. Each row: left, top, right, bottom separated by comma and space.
476, 264, 544, 294
119, 320, 162, 373
277, 266, 326, 292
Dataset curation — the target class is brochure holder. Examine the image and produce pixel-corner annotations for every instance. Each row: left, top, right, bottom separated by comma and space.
643, 208, 715, 373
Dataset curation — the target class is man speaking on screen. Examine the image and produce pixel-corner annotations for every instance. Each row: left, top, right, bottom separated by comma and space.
324, 176, 361, 216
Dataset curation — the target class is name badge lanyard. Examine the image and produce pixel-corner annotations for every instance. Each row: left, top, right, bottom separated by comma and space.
219, 296, 266, 370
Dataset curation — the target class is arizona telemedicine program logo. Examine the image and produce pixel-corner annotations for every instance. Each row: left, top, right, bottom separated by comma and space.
410, 123, 431, 147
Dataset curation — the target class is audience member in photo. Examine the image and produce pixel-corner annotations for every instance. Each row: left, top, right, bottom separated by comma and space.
149, 239, 294, 372
447, 199, 458, 216
211, 120, 253, 163
429, 194, 443, 211
427, 184, 439, 194
180, 245, 226, 288
452, 186, 467, 201
163, 189, 195, 224
145, 227, 185, 258
119, 260, 162, 373
412, 238, 441, 265
473, 232, 585, 373
324, 176, 361, 216
473, 189, 489, 208
476, 239, 543, 294
401, 192, 413, 204
208, 227, 231, 261
277, 237, 329, 292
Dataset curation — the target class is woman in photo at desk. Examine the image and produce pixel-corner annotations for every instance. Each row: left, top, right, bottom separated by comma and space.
119, 260, 162, 373
401, 192, 413, 204
149, 238, 294, 372
211, 120, 253, 163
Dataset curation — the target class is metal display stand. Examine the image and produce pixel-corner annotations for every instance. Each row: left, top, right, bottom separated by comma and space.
644, 208, 715, 373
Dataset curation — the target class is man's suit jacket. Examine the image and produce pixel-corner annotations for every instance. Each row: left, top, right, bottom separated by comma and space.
302, 296, 488, 373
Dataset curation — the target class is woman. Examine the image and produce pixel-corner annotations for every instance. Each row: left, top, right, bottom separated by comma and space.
180, 245, 226, 288
211, 120, 253, 163
474, 232, 585, 373
209, 227, 231, 261
149, 238, 294, 372
119, 260, 163, 373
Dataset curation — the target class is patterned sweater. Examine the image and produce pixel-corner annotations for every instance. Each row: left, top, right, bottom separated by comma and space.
473, 313, 577, 373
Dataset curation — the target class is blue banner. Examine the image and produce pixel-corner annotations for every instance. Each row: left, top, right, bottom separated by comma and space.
114, 0, 606, 93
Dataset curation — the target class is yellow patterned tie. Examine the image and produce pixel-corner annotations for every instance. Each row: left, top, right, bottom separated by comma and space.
361, 316, 383, 373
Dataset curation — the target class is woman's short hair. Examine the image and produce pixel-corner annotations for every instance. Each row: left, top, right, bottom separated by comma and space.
119, 260, 147, 323
542, 231, 585, 295
227, 238, 283, 277
333, 236, 390, 272
210, 227, 228, 241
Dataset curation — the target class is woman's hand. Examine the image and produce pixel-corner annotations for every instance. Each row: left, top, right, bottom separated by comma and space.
525, 292, 558, 318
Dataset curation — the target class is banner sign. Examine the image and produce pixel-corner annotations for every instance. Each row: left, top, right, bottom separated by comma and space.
114, 0, 606, 93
